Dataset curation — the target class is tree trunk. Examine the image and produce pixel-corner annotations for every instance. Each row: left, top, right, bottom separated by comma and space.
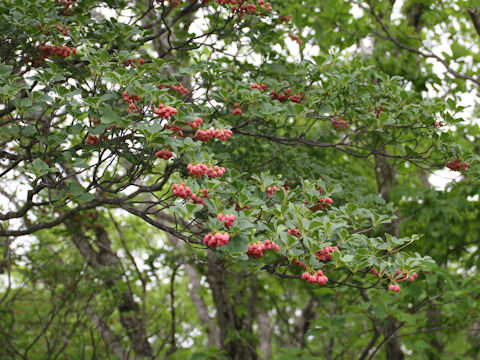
288, 297, 318, 349
70, 224, 154, 358
206, 251, 257, 360
375, 155, 403, 360
256, 311, 271, 360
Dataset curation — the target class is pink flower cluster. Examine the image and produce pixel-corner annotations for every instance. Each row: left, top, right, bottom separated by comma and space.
370, 268, 418, 293
187, 163, 226, 179
217, 213, 236, 226
292, 259, 306, 269
171, 83, 189, 95
315, 246, 339, 262
246, 240, 280, 258
394, 269, 418, 283
123, 58, 144, 67
189, 189, 210, 205
232, 103, 242, 115
332, 117, 349, 130
154, 103, 178, 119
302, 269, 328, 285
155, 149, 173, 160
251, 83, 267, 91
172, 182, 192, 199
446, 158, 468, 172
39, 43, 76, 59
203, 232, 230, 248
186, 117, 203, 129
122, 90, 141, 113
216, 0, 272, 19
270, 88, 303, 103
267, 186, 279, 197
389, 284, 401, 292
309, 196, 333, 211
194, 129, 233, 142
287, 227, 301, 238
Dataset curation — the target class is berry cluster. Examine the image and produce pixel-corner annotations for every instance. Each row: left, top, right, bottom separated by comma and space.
316, 246, 339, 261
171, 83, 189, 95
232, 103, 242, 115
214, 129, 233, 141
217, 213, 236, 226
122, 58, 144, 67
203, 232, 230, 248
267, 186, 279, 197
216, 0, 272, 19
370, 268, 418, 293
173, 183, 192, 199
194, 129, 213, 142
154, 103, 178, 119
302, 270, 328, 285
246, 240, 280, 258
319, 196, 333, 205
194, 128, 233, 142
395, 269, 418, 282
186, 117, 203, 129
257, 0, 272, 11
189, 188, 210, 205
446, 158, 468, 171
287, 227, 301, 238
155, 149, 173, 160
30, 43, 76, 66
270, 88, 303, 103
389, 284, 401, 293
309, 196, 333, 211
51, 24, 70, 35
250, 83, 267, 91
86, 134, 100, 145
288, 94, 301, 103
292, 259, 306, 269
332, 117, 349, 130
289, 34, 303, 45
122, 91, 141, 113
164, 124, 184, 137
187, 163, 226, 178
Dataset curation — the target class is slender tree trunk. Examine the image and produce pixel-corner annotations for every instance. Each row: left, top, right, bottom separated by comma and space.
256, 311, 271, 360
206, 251, 257, 360
70, 224, 154, 358
288, 297, 319, 349
375, 155, 403, 360
155, 216, 221, 349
